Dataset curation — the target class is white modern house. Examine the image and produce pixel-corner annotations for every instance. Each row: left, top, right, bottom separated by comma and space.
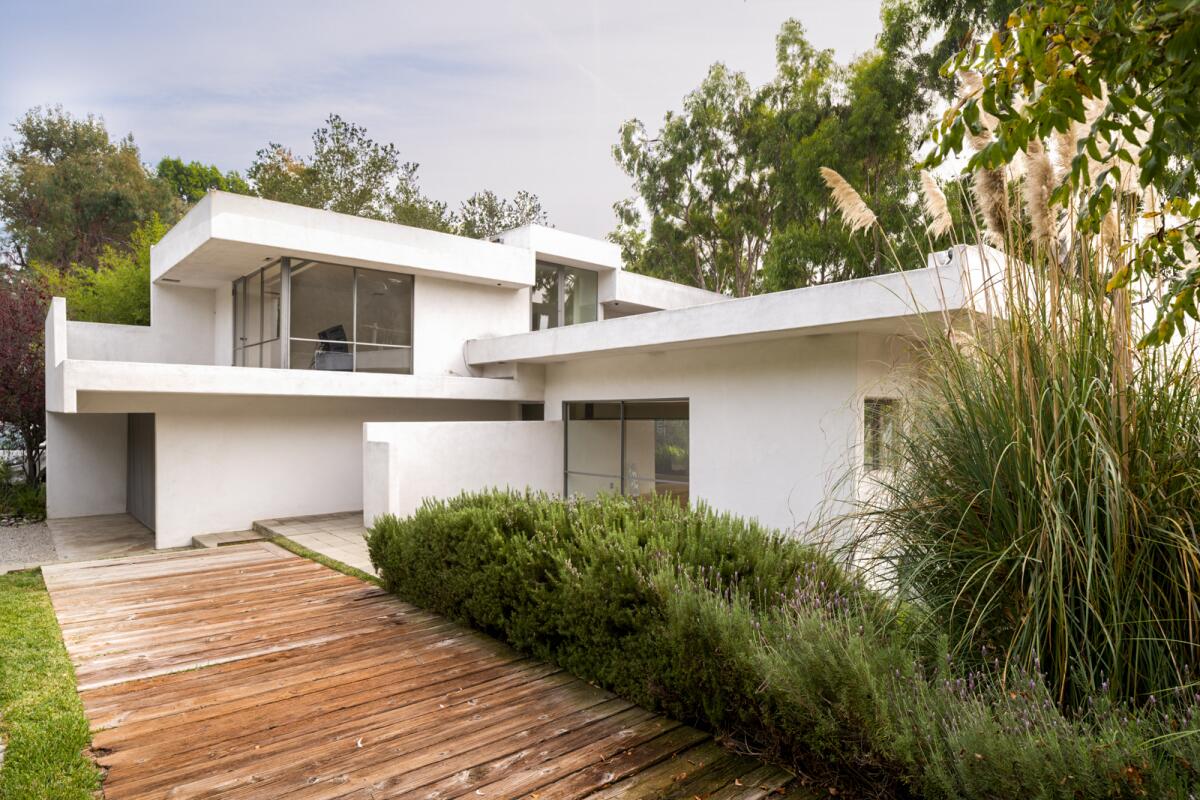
44, 191, 1002, 549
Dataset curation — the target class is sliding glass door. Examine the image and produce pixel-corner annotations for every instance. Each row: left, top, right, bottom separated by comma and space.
564, 399, 689, 503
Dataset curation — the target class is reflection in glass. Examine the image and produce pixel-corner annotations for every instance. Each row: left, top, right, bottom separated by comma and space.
566, 473, 621, 497
355, 344, 413, 373
563, 267, 598, 325
864, 397, 899, 471
233, 280, 245, 350
290, 261, 353, 343
291, 338, 351, 372
262, 338, 282, 369
262, 263, 282, 342
245, 270, 262, 347
563, 400, 689, 504
531, 262, 598, 330
531, 262, 559, 331
356, 271, 413, 347
234, 260, 414, 375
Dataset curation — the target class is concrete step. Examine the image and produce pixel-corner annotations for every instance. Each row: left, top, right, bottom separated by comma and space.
191, 530, 266, 549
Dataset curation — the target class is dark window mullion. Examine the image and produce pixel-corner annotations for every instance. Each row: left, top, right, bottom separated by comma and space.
280, 258, 291, 369
258, 267, 265, 348
351, 268, 358, 372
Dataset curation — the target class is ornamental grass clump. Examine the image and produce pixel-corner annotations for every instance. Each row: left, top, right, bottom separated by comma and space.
819, 80, 1200, 708
861, 281, 1200, 707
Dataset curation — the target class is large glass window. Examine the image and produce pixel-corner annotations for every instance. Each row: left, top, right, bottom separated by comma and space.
564, 399, 689, 503
262, 264, 282, 367
289, 261, 354, 372
232, 263, 281, 368
531, 263, 560, 331
531, 261, 598, 330
232, 259, 413, 374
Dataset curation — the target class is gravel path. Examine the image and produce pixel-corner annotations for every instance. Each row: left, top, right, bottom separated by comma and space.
0, 521, 56, 573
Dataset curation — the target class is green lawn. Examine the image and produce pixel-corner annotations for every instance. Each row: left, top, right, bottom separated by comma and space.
267, 535, 381, 586
0, 570, 100, 799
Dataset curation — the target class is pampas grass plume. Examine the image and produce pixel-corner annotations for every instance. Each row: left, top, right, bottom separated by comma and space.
820, 167, 877, 234
1023, 138, 1056, 251
920, 171, 954, 238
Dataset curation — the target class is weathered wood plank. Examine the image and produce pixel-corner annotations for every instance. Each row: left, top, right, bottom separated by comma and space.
45, 544, 797, 799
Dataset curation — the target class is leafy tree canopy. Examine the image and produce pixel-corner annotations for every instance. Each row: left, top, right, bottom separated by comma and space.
458, 190, 549, 240
0, 106, 180, 270
928, 0, 1200, 344
247, 114, 546, 239
894, 0, 1023, 96
36, 215, 166, 327
0, 274, 47, 483
612, 19, 928, 296
156, 157, 251, 205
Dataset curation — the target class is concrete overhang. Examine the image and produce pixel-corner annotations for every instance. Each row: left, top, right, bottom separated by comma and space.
53, 359, 542, 413
151, 192, 534, 290
493, 224, 622, 271
599, 270, 728, 314
465, 249, 1005, 366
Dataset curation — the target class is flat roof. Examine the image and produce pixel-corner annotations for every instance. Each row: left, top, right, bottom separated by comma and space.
151, 192, 535, 289
465, 249, 1004, 365
493, 224, 622, 271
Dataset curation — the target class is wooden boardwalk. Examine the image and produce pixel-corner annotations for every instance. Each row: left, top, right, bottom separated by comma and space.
43, 542, 802, 799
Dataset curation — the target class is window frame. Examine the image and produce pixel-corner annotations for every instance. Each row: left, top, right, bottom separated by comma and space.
531, 261, 598, 331
863, 396, 900, 472
231, 262, 282, 368
562, 398, 690, 499
231, 258, 414, 374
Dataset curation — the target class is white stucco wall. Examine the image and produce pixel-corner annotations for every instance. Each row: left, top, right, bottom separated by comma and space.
543, 334, 865, 535
45, 298, 67, 414
213, 285, 233, 367
46, 411, 128, 518
412, 276, 530, 378
362, 420, 563, 525
599, 270, 728, 315
143, 396, 521, 548
51, 394, 518, 547
65, 284, 218, 365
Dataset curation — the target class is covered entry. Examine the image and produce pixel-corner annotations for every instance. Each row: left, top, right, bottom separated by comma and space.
45, 411, 155, 532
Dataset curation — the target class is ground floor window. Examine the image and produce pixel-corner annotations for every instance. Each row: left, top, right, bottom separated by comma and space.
563, 399, 689, 503
863, 397, 899, 471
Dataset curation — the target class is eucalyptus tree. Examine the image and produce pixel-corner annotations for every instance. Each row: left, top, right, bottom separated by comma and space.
249, 114, 549, 240
611, 20, 926, 296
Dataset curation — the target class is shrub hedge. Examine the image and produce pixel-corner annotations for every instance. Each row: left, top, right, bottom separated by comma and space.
367, 491, 1200, 799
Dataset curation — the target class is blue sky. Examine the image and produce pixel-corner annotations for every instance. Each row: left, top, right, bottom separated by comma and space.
1, 1, 884, 237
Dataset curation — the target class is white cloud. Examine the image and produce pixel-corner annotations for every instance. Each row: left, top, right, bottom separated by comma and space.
1, 0, 884, 237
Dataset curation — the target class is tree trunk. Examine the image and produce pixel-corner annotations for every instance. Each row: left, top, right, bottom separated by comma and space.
21, 426, 41, 485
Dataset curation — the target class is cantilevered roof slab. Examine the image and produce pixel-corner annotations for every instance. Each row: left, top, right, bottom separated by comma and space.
151, 191, 534, 289
465, 246, 1005, 365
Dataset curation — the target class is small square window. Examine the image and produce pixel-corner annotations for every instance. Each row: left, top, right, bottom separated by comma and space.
864, 397, 899, 472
